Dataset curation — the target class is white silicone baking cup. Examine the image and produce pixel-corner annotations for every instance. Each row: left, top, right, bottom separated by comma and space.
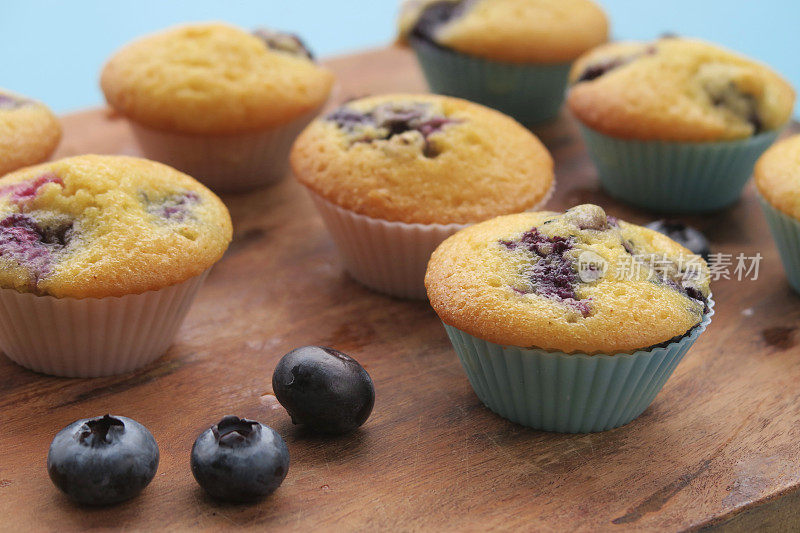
0, 271, 209, 377
130, 107, 323, 194
307, 185, 554, 299
309, 192, 466, 299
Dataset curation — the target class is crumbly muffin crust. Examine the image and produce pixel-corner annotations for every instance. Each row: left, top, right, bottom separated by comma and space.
398, 0, 608, 64
567, 37, 795, 141
0, 155, 232, 298
426, 204, 711, 353
290, 94, 554, 225
0, 90, 61, 177
101, 23, 334, 135
755, 134, 800, 220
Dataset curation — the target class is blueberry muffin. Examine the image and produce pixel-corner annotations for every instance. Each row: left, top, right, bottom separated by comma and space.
397, 0, 609, 124
0, 155, 233, 377
0, 89, 61, 177
101, 23, 335, 191
0, 155, 231, 297
567, 37, 796, 212
568, 37, 794, 142
290, 93, 554, 298
754, 135, 800, 293
425, 204, 713, 431
291, 93, 554, 225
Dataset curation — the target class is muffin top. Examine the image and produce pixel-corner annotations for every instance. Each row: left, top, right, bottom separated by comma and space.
567, 37, 795, 142
101, 23, 334, 135
755, 134, 800, 220
0, 155, 232, 298
425, 204, 711, 353
290, 94, 554, 225
398, 0, 608, 64
0, 90, 62, 177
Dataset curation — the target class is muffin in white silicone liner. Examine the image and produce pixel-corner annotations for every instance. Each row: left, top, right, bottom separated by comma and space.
290, 94, 555, 299
0, 155, 232, 377
101, 23, 335, 193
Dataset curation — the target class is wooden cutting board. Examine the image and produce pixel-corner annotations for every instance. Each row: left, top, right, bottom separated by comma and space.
2, 46, 799, 532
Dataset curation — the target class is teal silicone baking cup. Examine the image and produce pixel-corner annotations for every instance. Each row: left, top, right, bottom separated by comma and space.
410, 37, 570, 126
578, 124, 780, 213
443, 299, 714, 433
758, 196, 800, 294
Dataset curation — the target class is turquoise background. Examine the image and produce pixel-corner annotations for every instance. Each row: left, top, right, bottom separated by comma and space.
2, 1, 797, 114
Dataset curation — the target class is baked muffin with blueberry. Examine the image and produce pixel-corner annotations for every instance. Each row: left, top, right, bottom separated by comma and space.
568, 36, 795, 212
101, 22, 334, 192
290, 93, 554, 298
0, 154, 232, 377
754, 134, 800, 294
397, 0, 609, 124
425, 204, 713, 432
0, 89, 61, 177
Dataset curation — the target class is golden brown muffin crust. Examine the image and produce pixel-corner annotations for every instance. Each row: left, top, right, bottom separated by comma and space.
291, 94, 554, 225
101, 23, 334, 135
567, 38, 795, 141
398, 0, 609, 64
0, 155, 232, 298
426, 205, 711, 353
755, 134, 800, 221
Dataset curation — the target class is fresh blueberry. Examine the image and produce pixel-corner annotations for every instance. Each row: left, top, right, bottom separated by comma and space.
272, 346, 375, 434
645, 220, 711, 261
47, 414, 159, 506
191, 415, 289, 503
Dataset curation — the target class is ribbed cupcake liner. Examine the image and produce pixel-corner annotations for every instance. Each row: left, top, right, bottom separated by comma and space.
307, 183, 554, 299
758, 196, 800, 294
130, 106, 323, 193
0, 271, 209, 377
410, 38, 571, 126
442, 299, 714, 433
309, 192, 467, 299
579, 124, 780, 213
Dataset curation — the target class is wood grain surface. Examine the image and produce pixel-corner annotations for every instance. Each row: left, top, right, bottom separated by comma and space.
2, 46, 800, 532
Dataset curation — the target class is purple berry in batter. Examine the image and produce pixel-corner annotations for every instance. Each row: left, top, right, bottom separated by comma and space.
575, 47, 657, 83
326, 102, 459, 157
412, 0, 470, 43
252, 28, 314, 60
0, 173, 63, 202
0, 213, 72, 284
0, 93, 30, 110
502, 228, 592, 317
143, 191, 200, 222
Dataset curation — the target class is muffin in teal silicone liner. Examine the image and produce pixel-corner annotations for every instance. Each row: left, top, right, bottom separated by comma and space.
755, 134, 800, 294
425, 204, 713, 433
568, 37, 795, 213
397, 0, 608, 125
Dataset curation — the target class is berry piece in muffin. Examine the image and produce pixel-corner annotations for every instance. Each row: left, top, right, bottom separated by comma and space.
426, 204, 711, 353
326, 101, 459, 157
252, 28, 314, 60
0, 93, 32, 110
